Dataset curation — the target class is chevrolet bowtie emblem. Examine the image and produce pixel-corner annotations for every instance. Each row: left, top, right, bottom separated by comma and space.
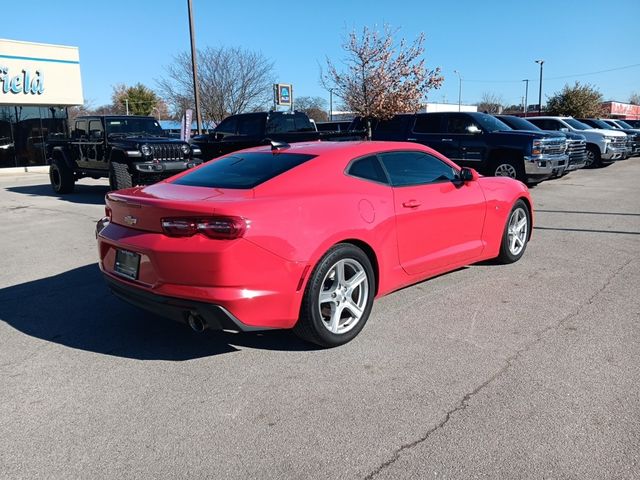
123, 215, 138, 226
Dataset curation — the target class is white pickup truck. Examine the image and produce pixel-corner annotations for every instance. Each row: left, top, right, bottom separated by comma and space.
527, 116, 627, 168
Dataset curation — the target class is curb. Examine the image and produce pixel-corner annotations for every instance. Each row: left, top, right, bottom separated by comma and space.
0, 166, 49, 176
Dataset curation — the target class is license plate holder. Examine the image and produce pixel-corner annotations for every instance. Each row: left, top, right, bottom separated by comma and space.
114, 249, 140, 280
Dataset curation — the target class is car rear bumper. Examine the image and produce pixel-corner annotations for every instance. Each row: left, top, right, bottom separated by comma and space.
104, 274, 266, 331
97, 221, 307, 330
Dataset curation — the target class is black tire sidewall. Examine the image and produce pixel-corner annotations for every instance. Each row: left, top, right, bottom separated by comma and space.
299, 244, 375, 347
49, 158, 74, 193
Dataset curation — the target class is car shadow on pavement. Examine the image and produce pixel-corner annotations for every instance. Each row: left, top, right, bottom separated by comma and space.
0, 264, 317, 361
6, 183, 109, 206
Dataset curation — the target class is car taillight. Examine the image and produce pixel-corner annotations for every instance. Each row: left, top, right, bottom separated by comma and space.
105, 206, 112, 219
161, 217, 247, 239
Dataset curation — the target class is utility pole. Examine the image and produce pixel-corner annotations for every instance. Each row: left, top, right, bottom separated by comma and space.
125, 99, 129, 116
454, 70, 462, 112
535, 60, 544, 114
187, 0, 203, 135
522, 79, 529, 116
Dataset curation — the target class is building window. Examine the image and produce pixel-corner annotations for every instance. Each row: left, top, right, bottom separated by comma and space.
0, 105, 68, 167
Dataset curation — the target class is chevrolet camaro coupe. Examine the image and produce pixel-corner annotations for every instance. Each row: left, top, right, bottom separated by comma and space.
97, 141, 533, 347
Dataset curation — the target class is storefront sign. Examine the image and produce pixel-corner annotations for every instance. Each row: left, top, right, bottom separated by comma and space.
274, 83, 292, 106
0, 67, 44, 95
0, 39, 83, 106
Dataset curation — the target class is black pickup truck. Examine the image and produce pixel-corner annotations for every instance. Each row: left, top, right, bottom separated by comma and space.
46, 115, 202, 193
351, 112, 569, 183
191, 111, 363, 160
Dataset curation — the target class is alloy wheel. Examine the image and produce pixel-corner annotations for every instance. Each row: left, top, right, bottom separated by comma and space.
495, 163, 517, 178
507, 207, 528, 256
585, 150, 594, 167
318, 258, 369, 335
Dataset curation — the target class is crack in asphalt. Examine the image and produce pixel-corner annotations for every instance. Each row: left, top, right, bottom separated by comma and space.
363, 256, 634, 480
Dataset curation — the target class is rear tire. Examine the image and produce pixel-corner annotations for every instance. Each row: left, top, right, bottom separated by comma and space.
294, 244, 375, 348
49, 158, 75, 194
496, 199, 530, 264
585, 145, 602, 168
109, 161, 134, 190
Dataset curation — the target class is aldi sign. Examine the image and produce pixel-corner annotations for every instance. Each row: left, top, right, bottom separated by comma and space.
275, 83, 292, 106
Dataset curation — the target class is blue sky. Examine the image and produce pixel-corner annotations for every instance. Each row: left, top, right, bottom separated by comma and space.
2, 0, 639, 110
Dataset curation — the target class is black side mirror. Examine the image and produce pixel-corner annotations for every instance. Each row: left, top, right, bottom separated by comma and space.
460, 167, 474, 182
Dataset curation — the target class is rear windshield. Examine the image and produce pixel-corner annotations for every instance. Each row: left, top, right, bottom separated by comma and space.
173, 152, 316, 189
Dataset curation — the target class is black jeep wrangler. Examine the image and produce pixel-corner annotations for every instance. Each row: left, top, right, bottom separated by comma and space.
46, 115, 202, 193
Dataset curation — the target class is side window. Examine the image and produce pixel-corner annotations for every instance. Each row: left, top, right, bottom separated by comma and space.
215, 117, 238, 135
237, 116, 263, 136
74, 120, 88, 139
347, 155, 388, 184
379, 151, 458, 187
446, 115, 481, 134
375, 116, 409, 133
88, 120, 103, 140
542, 119, 560, 131
413, 115, 442, 134
266, 115, 295, 134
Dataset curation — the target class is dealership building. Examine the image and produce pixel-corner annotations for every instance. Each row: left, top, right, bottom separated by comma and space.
0, 39, 83, 169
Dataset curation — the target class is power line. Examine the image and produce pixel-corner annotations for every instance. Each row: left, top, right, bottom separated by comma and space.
463, 62, 640, 84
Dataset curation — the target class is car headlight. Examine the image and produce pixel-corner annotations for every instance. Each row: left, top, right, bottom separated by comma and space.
603, 136, 616, 143
141, 144, 152, 156
181, 144, 190, 155
532, 139, 542, 155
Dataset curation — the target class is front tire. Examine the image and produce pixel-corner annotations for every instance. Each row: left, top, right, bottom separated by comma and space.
109, 161, 134, 190
496, 200, 530, 264
49, 158, 75, 194
585, 145, 602, 168
491, 156, 526, 183
294, 244, 375, 347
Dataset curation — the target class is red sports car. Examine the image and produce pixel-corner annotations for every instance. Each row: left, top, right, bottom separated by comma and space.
97, 141, 532, 347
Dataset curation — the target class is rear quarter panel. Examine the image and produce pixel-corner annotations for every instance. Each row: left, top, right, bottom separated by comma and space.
229, 149, 403, 296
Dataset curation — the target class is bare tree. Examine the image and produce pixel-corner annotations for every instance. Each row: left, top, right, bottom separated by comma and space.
323, 26, 443, 137
157, 47, 275, 123
295, 96, 328, 122
629, 92, 640, 105
476, 92, 505, 114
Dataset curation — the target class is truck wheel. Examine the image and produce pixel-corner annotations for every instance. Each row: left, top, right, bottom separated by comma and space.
496, 199, 530, 264
109, 162, 134, 190
49, 158, 75, 194
294, 244, 375, 348
491, 157, 526, 182
585, 145, 602, 168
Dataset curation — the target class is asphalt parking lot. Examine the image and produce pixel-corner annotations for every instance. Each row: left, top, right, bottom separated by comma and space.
1, 161, 639, 479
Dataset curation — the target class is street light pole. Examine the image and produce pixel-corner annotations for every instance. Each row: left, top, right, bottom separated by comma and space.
535, 60, 544, 114
187, 0, 203, 135
329, 88, 333, 121
453, 70, 462, 112
522, 79, 529, 116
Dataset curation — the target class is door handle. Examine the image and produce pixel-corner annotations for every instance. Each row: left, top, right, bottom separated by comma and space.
441, 138, 453, 142
402, 200, 422, 208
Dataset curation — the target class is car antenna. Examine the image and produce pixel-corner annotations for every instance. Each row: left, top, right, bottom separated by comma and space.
268, 139, 290, 152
